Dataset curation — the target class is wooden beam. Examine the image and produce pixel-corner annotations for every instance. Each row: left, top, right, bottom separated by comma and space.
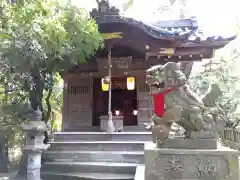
148, 47, 212, 56
180, 40, 232, 48
145, 47, 213, 60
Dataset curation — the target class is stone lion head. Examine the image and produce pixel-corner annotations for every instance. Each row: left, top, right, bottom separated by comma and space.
146, 62, 187, 94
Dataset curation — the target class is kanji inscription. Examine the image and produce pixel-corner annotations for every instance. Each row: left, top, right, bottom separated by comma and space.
165, 156, 184, 172
197, 159, 216, 177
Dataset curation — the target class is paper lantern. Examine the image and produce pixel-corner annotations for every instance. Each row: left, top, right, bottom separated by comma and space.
101, 78, 109, 91
127, 77, 135, 90
133, 110, 138, 116
115, 110, 120, 116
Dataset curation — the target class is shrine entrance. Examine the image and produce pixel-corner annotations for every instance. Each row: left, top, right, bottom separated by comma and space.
92, 77, 138, 127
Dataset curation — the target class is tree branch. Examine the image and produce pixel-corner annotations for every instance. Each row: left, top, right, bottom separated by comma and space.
0, 88, 20, 95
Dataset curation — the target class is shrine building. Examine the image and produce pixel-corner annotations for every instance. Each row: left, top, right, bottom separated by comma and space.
61, 1, 235, 132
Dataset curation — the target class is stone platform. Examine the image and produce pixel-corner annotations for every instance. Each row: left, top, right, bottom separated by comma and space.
144, 142, 240, 180
157, 137, 217, 149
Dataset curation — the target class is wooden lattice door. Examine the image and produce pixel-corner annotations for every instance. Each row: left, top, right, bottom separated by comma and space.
66, 77, 93, 130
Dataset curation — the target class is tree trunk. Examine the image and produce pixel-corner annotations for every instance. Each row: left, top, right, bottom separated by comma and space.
29, 68, 43, 110
0, 130, 8, 173
0, 74, 10, 173
43, 74, 53, 143
30, 69, 50, 144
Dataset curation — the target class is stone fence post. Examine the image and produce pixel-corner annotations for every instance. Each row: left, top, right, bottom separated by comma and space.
223, 128, 235, 141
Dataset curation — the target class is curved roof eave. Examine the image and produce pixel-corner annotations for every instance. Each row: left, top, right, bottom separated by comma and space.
96, 15, 193, 41
181, 35, 237, 48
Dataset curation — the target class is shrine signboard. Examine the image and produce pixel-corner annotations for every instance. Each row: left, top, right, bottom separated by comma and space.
101, 32, 123, 40
97, 56, 132, 73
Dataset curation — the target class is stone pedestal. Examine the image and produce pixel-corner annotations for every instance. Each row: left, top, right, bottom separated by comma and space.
100, 115, 123, 132
145, 142, 240, 180
157, 137, 217, 149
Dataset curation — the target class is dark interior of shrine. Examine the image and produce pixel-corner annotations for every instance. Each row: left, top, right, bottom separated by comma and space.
92, 77, 138, 126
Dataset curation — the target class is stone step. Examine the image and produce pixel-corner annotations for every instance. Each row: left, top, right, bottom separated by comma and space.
41, 172, 134, 180
53, 132, 152, 142
42, 162, 138, 175
43, 150, 144, 163
49, 141, 146, 151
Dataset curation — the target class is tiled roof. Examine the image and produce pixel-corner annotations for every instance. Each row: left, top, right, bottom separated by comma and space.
90, 0, 236, 43
96, 15, 236, 43
146, 18, 236, 43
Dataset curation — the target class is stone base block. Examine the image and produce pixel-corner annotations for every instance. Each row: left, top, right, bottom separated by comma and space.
145, 142, 240, 180
157, 137, 217, 149
100, 116, 123, 132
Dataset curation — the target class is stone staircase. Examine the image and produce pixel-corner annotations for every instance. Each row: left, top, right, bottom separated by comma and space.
41, 132, 152, 180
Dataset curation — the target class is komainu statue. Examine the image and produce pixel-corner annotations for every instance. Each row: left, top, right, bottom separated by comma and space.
145, 62, 226, 143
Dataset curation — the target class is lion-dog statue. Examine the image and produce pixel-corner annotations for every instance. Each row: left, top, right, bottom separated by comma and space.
144, 62, 226, 144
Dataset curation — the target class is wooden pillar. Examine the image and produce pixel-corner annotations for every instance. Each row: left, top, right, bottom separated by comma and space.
136, 74, 152, 126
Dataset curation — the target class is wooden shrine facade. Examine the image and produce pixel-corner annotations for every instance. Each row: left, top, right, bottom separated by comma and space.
61, 0, 235, 132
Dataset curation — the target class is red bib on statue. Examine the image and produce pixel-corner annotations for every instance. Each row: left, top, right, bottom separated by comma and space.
152, 88, 176, 117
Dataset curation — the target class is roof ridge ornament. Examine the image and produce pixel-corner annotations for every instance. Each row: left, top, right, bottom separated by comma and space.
90, 0, 120, 19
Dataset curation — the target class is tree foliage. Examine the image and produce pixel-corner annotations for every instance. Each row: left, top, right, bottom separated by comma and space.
190, 38, 240, 127
0, 0, 102, 163
0, 0, 102, 116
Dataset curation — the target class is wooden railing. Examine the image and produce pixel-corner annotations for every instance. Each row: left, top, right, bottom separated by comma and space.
222, 128, 240, 150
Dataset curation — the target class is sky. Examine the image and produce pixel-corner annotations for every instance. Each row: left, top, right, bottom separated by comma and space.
70, 0, 239, 37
